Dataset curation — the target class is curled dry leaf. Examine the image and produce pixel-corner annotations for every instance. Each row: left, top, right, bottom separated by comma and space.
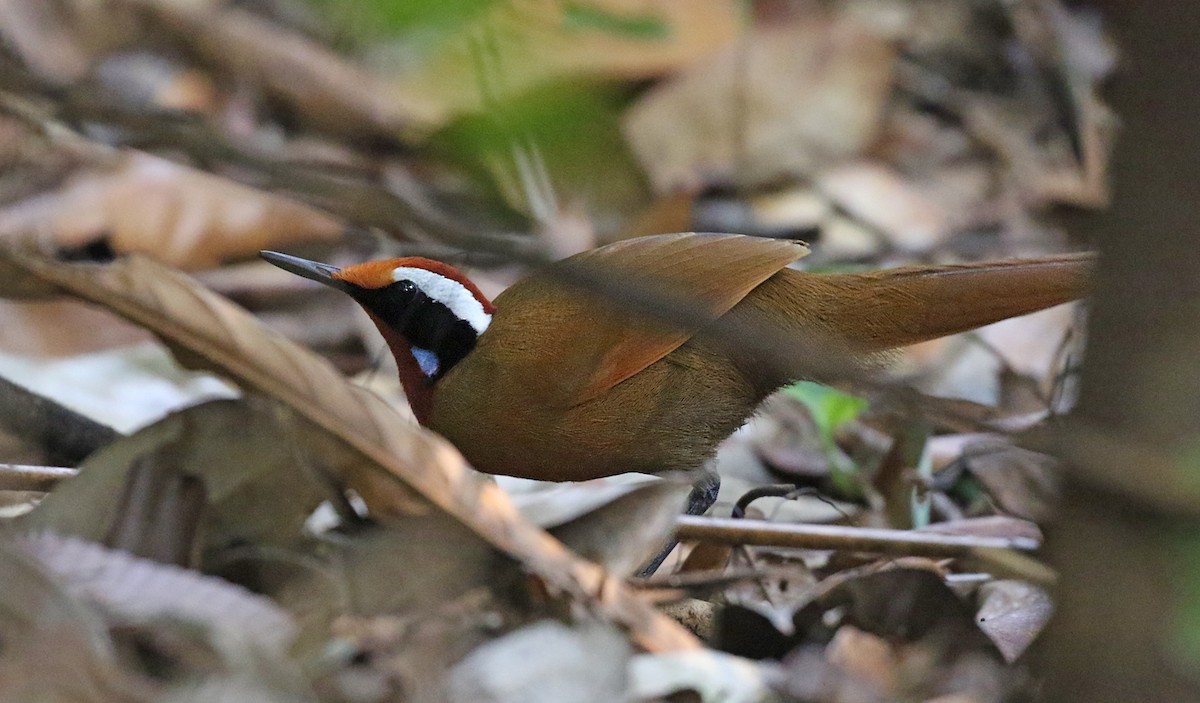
0, 246, 699, 653
0, 152, 342, 270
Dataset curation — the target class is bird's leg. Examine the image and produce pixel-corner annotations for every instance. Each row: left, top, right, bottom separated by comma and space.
637, 469, 721, 576
684, 469, 721, 517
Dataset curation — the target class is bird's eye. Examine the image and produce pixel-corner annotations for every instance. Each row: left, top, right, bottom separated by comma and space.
394, 280, 416, 294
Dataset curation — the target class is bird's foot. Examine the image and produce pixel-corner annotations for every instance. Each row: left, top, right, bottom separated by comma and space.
636, 470, 721, 577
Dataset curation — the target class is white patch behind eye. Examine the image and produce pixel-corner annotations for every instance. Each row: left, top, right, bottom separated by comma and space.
410, 346, 440, 377
391, 267, 491, 335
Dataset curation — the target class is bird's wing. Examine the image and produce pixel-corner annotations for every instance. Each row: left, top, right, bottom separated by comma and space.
561, 233, 808, 405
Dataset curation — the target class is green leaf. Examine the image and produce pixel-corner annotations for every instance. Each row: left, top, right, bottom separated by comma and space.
562, 2, 670, 39
1173, 534, 1200, 670
306, 0, 500, 42
783, 381, 869, 444
784, 381, 869, 495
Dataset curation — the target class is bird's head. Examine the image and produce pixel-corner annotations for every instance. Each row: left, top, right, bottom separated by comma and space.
261, 251, 494, 425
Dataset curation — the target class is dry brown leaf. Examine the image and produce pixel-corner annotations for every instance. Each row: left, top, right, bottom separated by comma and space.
961, 441, 1060, 523
0, 246, 699, 653
0, 299, 155, 356
974, 579, 1052, 664
0, 152, 342, 270
623, 8, 895, 193
22, 398, 331, 551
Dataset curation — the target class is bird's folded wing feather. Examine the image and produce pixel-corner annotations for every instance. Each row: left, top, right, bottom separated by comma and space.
561, 233, 808, 405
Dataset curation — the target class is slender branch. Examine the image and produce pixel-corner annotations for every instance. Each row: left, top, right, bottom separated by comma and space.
0, 464, 76, 491
675, 515, 1040, 558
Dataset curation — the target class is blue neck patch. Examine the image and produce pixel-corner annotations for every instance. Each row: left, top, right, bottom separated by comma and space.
410, 346, 440, 378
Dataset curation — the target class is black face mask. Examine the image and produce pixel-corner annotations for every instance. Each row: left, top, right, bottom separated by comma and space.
353, 280, 480, 383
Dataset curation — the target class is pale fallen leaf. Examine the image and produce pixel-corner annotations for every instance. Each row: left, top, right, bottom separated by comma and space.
919, 516, 1043, 544
0, 536, 314, 701
0, 152, 342, 269
0, 341, 235, 432
500, 473, 661, 527
974, 580, 1053, 663
624, 8, 895, 192
629, 649, 780, 703
816, 161, 952, 252
447, 620, 632, 703
0, 246, 699, 652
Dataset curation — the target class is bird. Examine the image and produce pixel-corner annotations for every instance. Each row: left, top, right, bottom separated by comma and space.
262, 233, 1092, 484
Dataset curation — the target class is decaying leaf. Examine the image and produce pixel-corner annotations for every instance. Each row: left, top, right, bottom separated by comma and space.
20, 398, 330, 552
312, 517, 507, 621
961, 441, 1060, 522
0, 246, 699, 652
623, 7, 895, 192
0, 152, 342, 269
975, 580, 1053, 663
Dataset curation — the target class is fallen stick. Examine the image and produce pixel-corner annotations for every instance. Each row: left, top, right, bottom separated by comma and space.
675, 515, 1040, 559
0, 464, 77, 492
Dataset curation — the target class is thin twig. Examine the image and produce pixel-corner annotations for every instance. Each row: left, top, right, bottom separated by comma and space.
675, 515, 1040, 559
0, 464, 76, 491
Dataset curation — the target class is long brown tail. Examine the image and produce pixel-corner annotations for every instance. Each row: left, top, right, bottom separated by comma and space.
759, 253, 1095, 354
